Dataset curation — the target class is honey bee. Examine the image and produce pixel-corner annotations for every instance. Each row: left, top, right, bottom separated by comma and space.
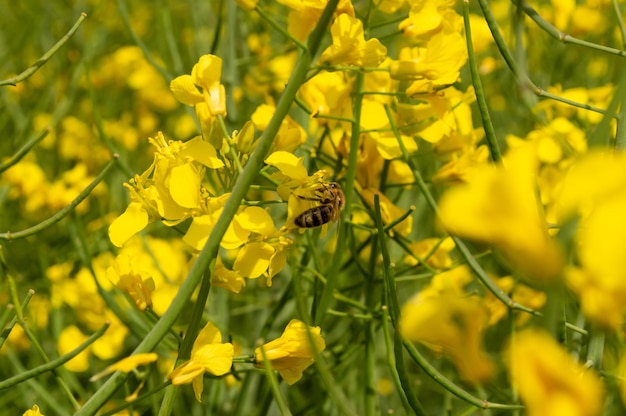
294, 182, 345, 228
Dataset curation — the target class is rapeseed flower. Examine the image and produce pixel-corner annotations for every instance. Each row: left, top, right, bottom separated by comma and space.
170, 54, 226, 116
404, 237, 455, 269
254, 319, 326, 385
506, 330, 604, 416
22, 405, 44, 416
106, 254, 155, 311
399, 266, 494, 383
399, 0, 462, 38
168, 321, 234, 402
320, 14, 387, 67
390, 32, 467, 92
89, 353, 158, 381
109, 132, 224, 247
438, 143, 564, 282
277, 0, 355, 41
559, 150, 626, 328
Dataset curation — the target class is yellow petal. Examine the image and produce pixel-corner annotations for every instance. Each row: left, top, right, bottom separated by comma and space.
233, 242, 274, 278
180, 136, 224, 169
237, 207, 276, 235
183, 215, 214, 251
170, 75, 204, 106
192, 322, 223, 356
89, 353, 158, 381
265, 151, 309, 182
108, 202, 149, 247
192, 374, 204, 402
194, 343, 234, 376
169, 164, 200, 209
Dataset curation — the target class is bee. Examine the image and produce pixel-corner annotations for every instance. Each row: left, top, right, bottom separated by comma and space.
294, 182, 345, 228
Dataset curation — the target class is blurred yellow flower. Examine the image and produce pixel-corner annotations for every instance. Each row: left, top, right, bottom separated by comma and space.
359, 187, 412, 236
399, 0, 461, 38
299, 71, 353, 124
89, 352, 158, 381
255, 319, 326, 385
438, 143, 564, 282
554, 150, 626, 328
277, 0, 355, 41
320, 14, 387, 67
399, 266, 494, 383
168, 321, 234, 402
506, 330, 604, 416
22, 405, 44, 416
391, 32, 467, 91
404, 237, 455, 269
106, 254, 155, 311
483, 276, 546, 326
251, 104, 306, 152
170, 54, 226, 116
235, 0, 258, 11
58, 325, 90, 372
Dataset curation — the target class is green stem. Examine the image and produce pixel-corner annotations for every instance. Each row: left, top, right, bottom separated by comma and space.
477, 0, 611, 116
117, 0, 172, 80
0, 290, 33, 349
75, 0, 338, 412
515, 0, 626, 58
374, 196, 426, 415
255, 6, 308, 51
0, 13, 87, 86
315, 71, 364, 325
462, 0, 501, 162
402, 340, 524, 410
258, 345, 293, 416
0, 127, 49, 174
0, 323, 109, 391
380, 307, 413, 413
605, 63, 626, 149
385, 105, 539, 316
586, 325, 606, 370
0, 156, 118, 240
613, 0, 626, 49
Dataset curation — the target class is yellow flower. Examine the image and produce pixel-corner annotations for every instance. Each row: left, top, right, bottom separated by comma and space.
58, 325, 90, 372
106, 254, 155, 311
277, 0, 355, 41
168, 321, 234, 402
213, 259, 246, 293
404, 237, 455, 269
89, 352, 158, 381
320, 14, 387, 67
506, 330, 604, 416
251, 104, 306, 152
359, 187, 412, 236
375, 0, 407, 14
22, 405, 45, 416
170, 54, 226, 116
482, 276, 546, 326
438, 143, 564, 282
391, 32, 467, 90
109, 132, 224, 248
399, 0, 461, 38
557, 150, 626, 328
255, 319, 326, 385
399, 266, 494, 383
299, 71, 353, 123
235, 0, 258, 10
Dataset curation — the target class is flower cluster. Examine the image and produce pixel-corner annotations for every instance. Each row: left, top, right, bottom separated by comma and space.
4, 0, 626, 414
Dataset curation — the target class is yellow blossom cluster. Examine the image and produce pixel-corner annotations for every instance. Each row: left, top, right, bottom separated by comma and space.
4, 0, 626, 414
